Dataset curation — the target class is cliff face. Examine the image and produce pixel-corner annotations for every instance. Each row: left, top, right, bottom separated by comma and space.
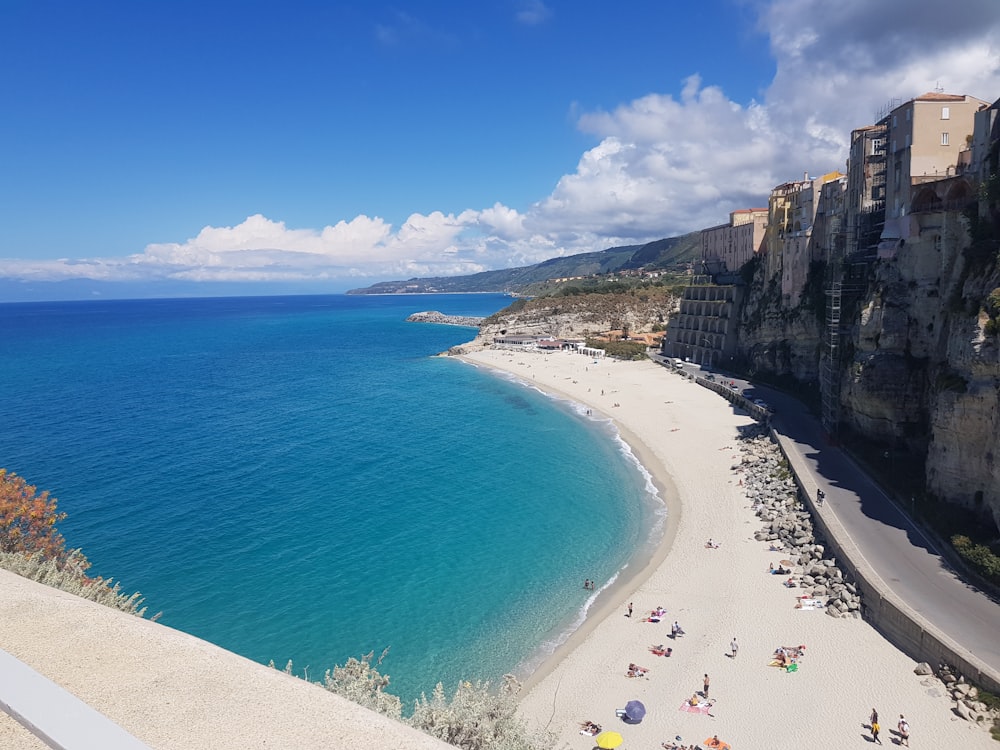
842, 212, 1000, 528
737, 262, 823, 384
736, 208, 1000, 529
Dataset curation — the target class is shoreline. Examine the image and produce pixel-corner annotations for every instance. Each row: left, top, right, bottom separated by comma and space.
457, 346, 995, 749
456, 354, 683, 696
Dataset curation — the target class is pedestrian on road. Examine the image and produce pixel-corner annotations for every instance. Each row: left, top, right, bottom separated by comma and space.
897, 715, 909, 746
730, 637, 738, 658
703, 674, 710, 698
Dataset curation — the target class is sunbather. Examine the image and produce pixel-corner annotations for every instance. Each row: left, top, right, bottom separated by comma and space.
579, 720, 601, 736
627, 663, 649, 677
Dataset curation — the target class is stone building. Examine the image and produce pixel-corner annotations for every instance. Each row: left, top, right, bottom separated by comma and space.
880, 92, 990, 251
700, 208, 768, 274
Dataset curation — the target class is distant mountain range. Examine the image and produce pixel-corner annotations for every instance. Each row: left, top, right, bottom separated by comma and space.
346, 232, 701, 294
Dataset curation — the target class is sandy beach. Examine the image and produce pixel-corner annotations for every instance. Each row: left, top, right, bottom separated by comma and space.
459, 347, 995, 749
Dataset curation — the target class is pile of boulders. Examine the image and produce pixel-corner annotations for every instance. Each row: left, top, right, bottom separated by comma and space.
737, 429, 863, 618
914, 662, 1000, 725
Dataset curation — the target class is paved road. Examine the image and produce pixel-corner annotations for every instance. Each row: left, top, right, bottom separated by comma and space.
686, 360, 1000, 676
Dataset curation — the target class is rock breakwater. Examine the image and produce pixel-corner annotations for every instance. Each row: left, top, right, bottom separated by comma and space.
406, 311, 485, 327
738, 427, 863, 617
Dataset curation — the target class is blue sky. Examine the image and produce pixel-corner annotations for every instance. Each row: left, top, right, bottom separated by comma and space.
1, 0, 999, 299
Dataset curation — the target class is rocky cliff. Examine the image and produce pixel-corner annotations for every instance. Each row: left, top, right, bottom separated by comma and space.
737, 208, 1000, 530
736, 261, 824, 384
447, 289, 676, 354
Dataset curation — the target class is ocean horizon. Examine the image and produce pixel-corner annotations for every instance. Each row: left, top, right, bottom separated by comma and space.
0, 293, 663, 705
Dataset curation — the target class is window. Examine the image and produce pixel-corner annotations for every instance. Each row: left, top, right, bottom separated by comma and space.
906, 108, 911, 121
941, 106, 950, 120
941, 132, 950, 146
893, 115, 898, 127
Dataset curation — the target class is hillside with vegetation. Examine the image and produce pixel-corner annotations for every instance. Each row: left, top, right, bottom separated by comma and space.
347, 233, 700, 295
448, 281, 679, 357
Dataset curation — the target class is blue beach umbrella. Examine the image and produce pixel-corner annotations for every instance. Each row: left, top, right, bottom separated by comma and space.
624, 699, 646, 722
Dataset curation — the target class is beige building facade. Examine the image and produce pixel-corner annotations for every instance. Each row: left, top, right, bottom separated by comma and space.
701, 208, 768, 274
884, 92, 989, 225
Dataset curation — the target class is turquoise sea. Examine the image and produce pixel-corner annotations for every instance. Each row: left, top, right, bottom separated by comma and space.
0, 294, 662, 705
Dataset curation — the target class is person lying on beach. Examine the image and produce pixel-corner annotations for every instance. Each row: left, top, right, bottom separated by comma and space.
772, 565, 790, 575
627, 663, 649, 677
579, 721, 601, 736
705, 538, 720, 548
784, 577, 797, 587
651, 644, 673, 656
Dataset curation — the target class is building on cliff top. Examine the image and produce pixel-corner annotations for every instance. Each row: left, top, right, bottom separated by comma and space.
700, 208, 768, 276
880, 92, 990, 252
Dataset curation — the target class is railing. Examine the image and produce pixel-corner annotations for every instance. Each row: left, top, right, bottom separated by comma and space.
0, 648, 152, 750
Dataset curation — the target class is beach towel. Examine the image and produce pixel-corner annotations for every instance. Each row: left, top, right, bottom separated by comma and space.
796, 598, 825, 610
678, 700, 714, 715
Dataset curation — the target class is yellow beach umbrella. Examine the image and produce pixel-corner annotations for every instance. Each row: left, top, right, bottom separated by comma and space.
596, 730, 624, 749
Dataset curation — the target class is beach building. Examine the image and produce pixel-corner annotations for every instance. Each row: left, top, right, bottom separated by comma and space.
660, 275, 739, 369
493, 334, 540, 348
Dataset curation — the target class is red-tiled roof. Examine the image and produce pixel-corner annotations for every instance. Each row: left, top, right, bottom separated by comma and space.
914, 92, 966, 102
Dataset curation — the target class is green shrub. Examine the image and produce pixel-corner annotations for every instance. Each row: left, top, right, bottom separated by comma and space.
319, 649, 403, 719
282, 654, 553, 750
0, 550, 148, 616
952, 535, 1000, 585
586, 339, 648, 360
409, 675, 552, 750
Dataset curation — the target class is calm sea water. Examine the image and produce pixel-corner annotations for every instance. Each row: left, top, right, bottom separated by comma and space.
0, 294, 661, 704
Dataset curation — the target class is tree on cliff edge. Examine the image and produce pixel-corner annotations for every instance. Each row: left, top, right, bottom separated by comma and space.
0, 468, 147, 615
0, 468, 70, 563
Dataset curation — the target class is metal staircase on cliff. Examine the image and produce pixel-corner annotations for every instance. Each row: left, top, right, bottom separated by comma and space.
821, 276, 843, 438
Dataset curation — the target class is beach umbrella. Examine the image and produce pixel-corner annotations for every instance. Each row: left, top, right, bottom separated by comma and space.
595, 730, 624, 749
704, 737, 731, 750
624, 699, 646, 722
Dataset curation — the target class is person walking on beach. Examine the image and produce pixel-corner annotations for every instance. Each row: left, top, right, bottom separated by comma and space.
627, 602, 633, 618
868, 708, 881, 745
897, 715, 909, 746
729, 637, 738, 658
702, 674, 710, 698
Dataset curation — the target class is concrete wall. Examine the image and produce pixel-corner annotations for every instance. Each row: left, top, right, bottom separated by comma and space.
769, 429, 1000, 696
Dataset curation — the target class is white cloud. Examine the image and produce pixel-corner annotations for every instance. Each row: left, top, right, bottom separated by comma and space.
515, 0, 552, 26
3, 0, 999, 288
